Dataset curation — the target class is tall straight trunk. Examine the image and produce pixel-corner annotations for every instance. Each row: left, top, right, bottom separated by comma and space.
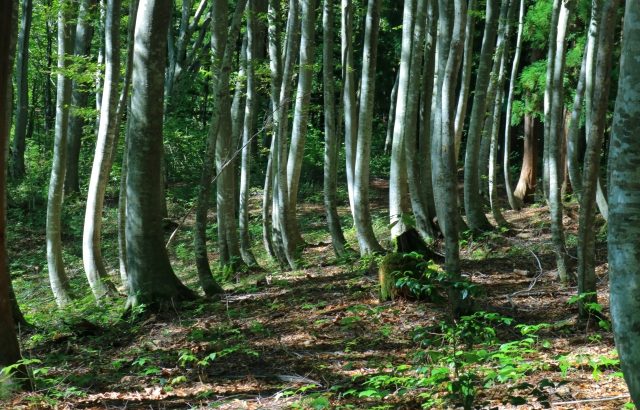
503, 0, 524, 211
342, 0, 357, 219
390, 0, 416, 241
322, 0, 348, 257
433, 0, 466, 317
577, 0, 618, 318
10, 0, 32, 180
262, 0, 281, 261
65, 0, 97, 195
566, 42, 589, 199
239, 0, 258, 267
117, 0, 139, 291
44, 4, 54, 138
272, 0, 300, 269
46, 1, 77, 308
462, 0, 499, 233
353, 0, 384, 255
83, 0, 122, 301
0, 0, 30, 387
453, 0, 475, 161
608, 1, 640, 403
513, 111, 538, 203
125, 0, 196, 309
547, 0, 571, 283
285, 0, 316, 249
384, 71, 399, 155
404, 0, 433, 241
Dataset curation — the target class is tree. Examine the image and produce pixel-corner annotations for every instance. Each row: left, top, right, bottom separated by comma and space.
0, 0, 29, 386
352, 0, 384, 255
341, 0, 357, 219
454, 0, 475, 160
82, 0, 121, 301
322, 0, 348, 257
46, 0, 77, 308
10, 0, 33, 180
577, 0, 619, 317
463, 0, 499, 233
609, 0, 640, 404
125, 0, 196, 309
65, 0, 97, 194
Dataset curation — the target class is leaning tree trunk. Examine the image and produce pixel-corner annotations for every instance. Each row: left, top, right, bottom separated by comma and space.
0, 0, 30, 388
453, 0, 475, 161
576, 0, 618, 319
65, 0, 96, 195
462, 0, 499, 233
82, 0, 122, 301
10, 0, 32, 180
125, 0, 196, 309
353, 0, 385, 255
322, 0, 348, 257
46, 1, 77, 308
547, 0, 571, 284
503, 0, 524, 211
608, 1, 640, 404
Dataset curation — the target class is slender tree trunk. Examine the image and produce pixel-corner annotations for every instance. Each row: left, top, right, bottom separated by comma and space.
608, 1, 640, 403
353, 0, 384, 255
463, 0, 499, 233
453, 0, 475, 161
239, 0, 258, 267
433, 0, 466, 317
10, 0, 32, 180
566, 42, 589, 200
513, 111, 538, 203
503, 0, 524, 211
342, 0, 357, 219
0, 0, 31, 388
322, 0, 348, 257
543, 0, 561, 201
577, 0, 618, 318
384, 71, 399, 155
83, 0, 122, 301
65, 0, 97, 195
46, 1, 77, 308
547, 0, 571, 283
125, 0, 196, 309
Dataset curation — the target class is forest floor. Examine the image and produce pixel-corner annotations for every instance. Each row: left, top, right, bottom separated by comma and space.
2, 183, 633, 409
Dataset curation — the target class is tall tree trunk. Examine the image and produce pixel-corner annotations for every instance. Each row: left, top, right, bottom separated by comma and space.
0, 0, 30, 388
453, 0, 475, 161
384, 71, 399, 155
577, 0, 618, 318
547, 0, 571, 283
433, 0, 466, 317
462, 0, 499, 233
342, 0, 357, 219
608, 1, 640, 403
65, 0, 97, 195
46, 1, 77, 308
285, 0, 316, 250
10, 0, 32, 180
503, 0, 524, 211
239, 0, 258, 268
353, 0, 385, 255
125, 0, 196, 309
322, 0, 348, 257
513, 112, 538, 204
82, 0, 122, 301
566, 44, 588, 200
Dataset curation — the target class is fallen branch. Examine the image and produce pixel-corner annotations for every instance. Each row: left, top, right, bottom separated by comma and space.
551, 394, 630, 406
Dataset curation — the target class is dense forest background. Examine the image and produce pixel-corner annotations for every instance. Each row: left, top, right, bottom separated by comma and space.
1, 0, 640, 408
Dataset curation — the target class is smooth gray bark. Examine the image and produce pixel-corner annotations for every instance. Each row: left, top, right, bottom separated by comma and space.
608, 1, 640, 403
82, 0, 121, 301
566, 43, 589, 199
353, 0, 384, 255
342, 0, 357, 218
453, 0, 475, 161
322, 0, 348, 257
125, 0, 195, 308
65, 0, 96, 195
577, 0, 619, 317
462, 0, 499, 233
46, 2, 76, 308
10, 0, 32, 180
384, 71, 399, 155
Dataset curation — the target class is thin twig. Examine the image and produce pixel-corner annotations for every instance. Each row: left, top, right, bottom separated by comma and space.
551, 394, 630, 406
